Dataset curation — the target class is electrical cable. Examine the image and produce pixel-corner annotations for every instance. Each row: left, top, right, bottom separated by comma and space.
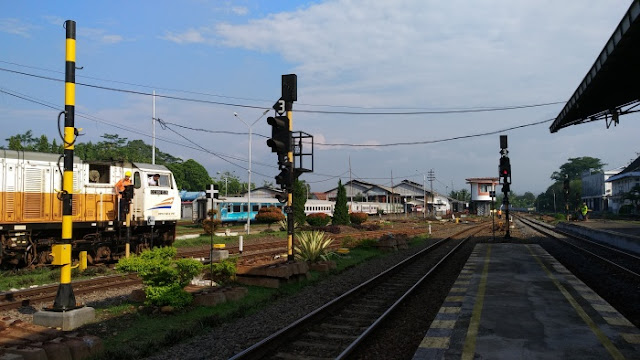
0, 59, 565, 112
0, 66, 565, 115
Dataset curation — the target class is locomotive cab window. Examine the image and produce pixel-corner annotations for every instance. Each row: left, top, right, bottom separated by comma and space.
134, 172, 141, 189
147, 173, 171, 187
88, 164, 110, 183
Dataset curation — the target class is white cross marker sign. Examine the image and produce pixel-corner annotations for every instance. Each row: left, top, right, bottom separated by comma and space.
205, 184, 219, 199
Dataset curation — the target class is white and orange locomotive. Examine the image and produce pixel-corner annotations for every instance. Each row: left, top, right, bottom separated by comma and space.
0, 150, 181, 267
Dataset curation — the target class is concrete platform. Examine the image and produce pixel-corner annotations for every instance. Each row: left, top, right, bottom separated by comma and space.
413, 244, 640, 359
572, 219, 640, 237
557, 220, 640, 255
33, 306, 95, 331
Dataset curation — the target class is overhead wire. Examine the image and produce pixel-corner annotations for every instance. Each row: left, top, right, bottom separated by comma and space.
0, 59, 565, 112
0, 66, 565, 115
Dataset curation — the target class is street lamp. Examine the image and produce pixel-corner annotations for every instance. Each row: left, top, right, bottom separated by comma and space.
234, 109, 269, 235
216, 171, 234, 197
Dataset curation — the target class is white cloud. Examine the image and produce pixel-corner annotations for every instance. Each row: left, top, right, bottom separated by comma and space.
80, 27, 126, 44
102, 35, 123, 44
161, 28, 208, 44
231, 6, 249, 16
0, 18, 35, 37
212, 0, 627, 108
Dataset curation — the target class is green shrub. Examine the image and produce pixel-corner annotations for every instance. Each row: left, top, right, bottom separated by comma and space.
295, 231, 335, 262
255, 207, 285, 228
208, 258, 237, 285
306, 213, 331, 226
619, 204, 634, 215
144, 283, 193, 308
553, 213, 566, 221
349, 212, 368, 225
279, 219, 300, 231
117, 247, 203, 308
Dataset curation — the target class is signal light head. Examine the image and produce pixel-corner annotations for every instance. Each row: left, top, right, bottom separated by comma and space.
267, 116, 291, 154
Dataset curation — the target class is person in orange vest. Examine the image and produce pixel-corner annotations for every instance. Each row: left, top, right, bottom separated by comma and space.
115, 171, 132, 221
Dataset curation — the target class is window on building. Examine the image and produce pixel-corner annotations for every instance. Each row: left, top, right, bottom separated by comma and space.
479, 184, 492, 193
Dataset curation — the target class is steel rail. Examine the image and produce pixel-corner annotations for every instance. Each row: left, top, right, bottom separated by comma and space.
229, 224, 485, 360
336, 225, 486, 359
517, 216, 640, 279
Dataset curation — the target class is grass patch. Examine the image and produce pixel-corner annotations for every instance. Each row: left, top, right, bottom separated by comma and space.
175, 223, 204, 235
95, 286, 281, 359
0, 266, 115, 292
173, 231, 286, 248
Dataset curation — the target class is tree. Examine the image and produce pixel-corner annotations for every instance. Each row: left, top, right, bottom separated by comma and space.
166, 159, 212, 191
333, 180, 350, 225
621, 185, 640, 214
551, 157, 606, 182
292, 179, 307, 225
449, 189, 470, 202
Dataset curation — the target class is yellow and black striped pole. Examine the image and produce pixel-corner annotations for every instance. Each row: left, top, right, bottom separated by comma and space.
287, 107, 294, 261
53, 19, 78, 310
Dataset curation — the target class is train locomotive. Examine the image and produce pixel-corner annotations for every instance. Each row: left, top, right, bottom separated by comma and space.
0, 150, 181, 267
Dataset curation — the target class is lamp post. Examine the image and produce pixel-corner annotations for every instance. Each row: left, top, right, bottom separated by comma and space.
217, 171, 234, 197
234, 110, 269, 235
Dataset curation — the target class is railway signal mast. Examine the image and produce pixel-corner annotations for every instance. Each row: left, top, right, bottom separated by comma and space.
268, 74, 297, 262
499, 135, 512, 239
268, 74, 313, 261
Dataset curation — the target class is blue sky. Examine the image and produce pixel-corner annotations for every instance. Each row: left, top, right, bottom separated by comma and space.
1, 0, 638, 196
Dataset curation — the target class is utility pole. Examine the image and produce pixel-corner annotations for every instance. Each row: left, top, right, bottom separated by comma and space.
391, 170, 394, 215
349, 156, 353, 212
152, 90, 156, 165
428, 169, 435, 216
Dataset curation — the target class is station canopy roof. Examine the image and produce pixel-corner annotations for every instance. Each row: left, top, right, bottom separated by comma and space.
550, 0, 640, 133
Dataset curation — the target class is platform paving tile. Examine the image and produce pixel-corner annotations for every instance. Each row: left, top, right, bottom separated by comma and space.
412, 243, 640, 360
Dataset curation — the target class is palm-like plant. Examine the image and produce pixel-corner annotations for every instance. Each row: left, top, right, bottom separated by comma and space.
295, 231, 335, 262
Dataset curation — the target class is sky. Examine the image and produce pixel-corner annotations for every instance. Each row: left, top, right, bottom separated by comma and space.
1, 0, 638, 196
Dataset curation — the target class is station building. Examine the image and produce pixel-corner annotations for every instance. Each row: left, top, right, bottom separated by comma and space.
465, 177, 499, 216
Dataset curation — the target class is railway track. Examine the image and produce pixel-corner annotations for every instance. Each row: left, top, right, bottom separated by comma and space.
516, 215, 640, 279
0, 273, 141, 312
176, 227, 432, 264
229, 224, 487, 360
1, 227, 434, 312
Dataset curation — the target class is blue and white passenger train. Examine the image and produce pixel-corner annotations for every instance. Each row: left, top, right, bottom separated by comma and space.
192, 195, 404, 223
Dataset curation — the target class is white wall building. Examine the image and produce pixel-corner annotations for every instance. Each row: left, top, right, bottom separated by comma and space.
606, 156, 640, 213
581, 168, 622, 212
466, 177, 499, 216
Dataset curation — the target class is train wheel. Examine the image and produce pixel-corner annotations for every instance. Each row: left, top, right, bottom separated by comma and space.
38, 250, 52, 265
95, 246, 111, 262
86, 252, 95, 266
135, 243, 149, 254
24, 242, 37, 268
